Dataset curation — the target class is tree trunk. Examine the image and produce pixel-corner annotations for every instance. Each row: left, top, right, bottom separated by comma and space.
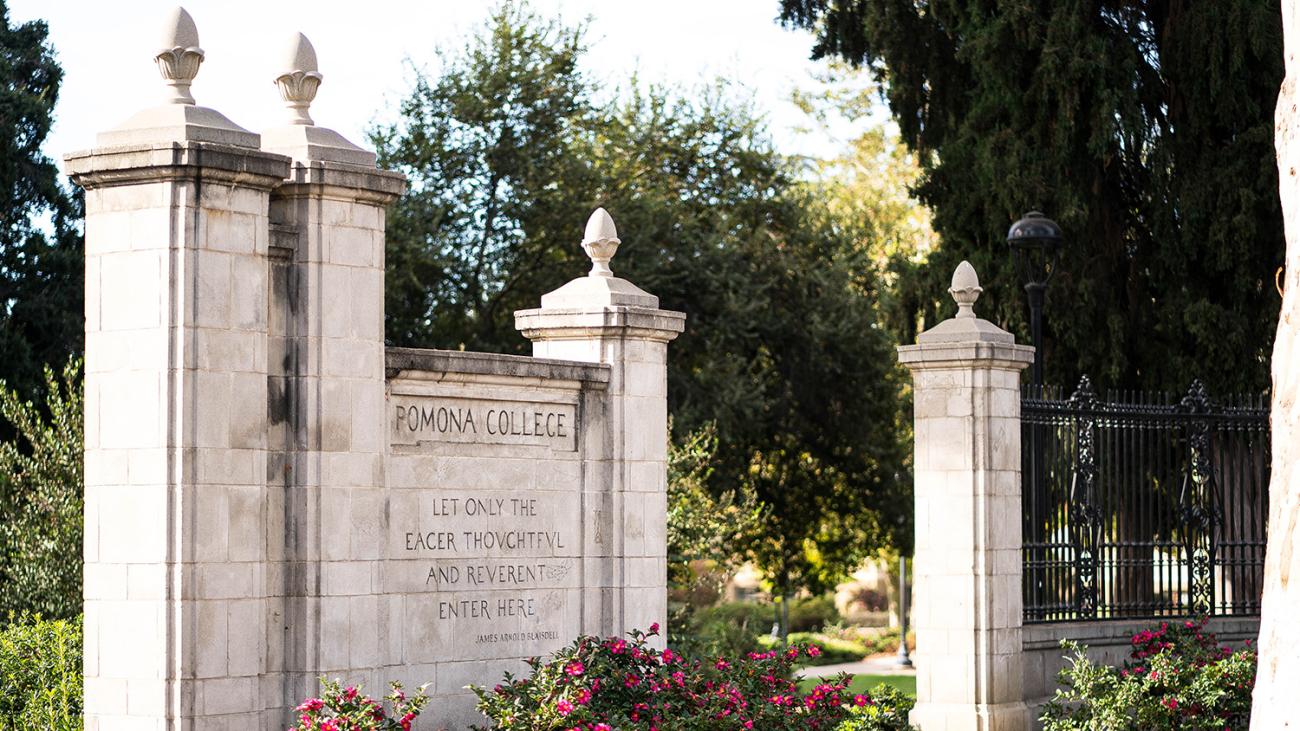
1252, 3, 1300, 725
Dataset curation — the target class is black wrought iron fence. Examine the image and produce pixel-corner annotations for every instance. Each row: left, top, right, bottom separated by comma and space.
1021, 378, 1270, 623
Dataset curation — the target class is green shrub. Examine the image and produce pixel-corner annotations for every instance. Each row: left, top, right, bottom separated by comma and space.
672, 601, 772, 659
788, 594, 841, 633
758, 632, 868, 665
1041, 618, 1254, 730
821, 624, 908, 656
0, 360, 83, 619
835, 683, 916, 730
0, 614, 82, 731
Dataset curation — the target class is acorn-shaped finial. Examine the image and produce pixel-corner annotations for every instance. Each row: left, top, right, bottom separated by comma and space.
949, 260, 982, 318
276, 32, 323, 125
582, 208, 621, 278
156, 7, 205, 104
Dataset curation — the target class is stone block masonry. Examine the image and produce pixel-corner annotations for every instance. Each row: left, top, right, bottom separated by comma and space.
70, 10, 682, 730
897, 262, 1034, 731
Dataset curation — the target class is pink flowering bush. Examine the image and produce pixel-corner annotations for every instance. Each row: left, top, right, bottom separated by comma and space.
1042, 618, 1255, 730
472, 624, 907, 730
291, 677, 429, 731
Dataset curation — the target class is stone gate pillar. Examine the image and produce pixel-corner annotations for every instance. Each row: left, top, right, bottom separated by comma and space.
514, 209, 685, 645
260, 32, 405, 712
896, 262, 1035, 731
66, 9, 291, 729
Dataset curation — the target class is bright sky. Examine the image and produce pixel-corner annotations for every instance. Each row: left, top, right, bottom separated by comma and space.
14, 0, 850, 168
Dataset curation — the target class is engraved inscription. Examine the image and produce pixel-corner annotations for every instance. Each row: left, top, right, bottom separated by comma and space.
395, 491, 578, 649
389, 395, 577, 451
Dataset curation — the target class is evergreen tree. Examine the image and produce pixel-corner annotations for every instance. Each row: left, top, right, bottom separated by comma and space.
0, 2, 83, 401
373, 2, 910, 597
780, 0, 1284, 394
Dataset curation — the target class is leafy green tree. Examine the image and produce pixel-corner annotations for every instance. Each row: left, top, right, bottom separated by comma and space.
374, 2, 910, 599
0, 3, 83, 401
792, 65, 939, 349
0, 359, 83, 620
780, 0, 1284, 394
372, 3, 593, 351
666, 423, 762, 592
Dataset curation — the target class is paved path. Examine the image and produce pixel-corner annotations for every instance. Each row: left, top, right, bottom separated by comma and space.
799, 654, 917, 678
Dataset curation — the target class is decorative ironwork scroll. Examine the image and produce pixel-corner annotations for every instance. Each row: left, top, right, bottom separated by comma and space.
1179, 380, 1221, 615
1066, 376, 1104, 618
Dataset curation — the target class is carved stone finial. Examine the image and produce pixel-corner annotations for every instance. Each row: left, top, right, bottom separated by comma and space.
156, 7, 204, 105
582, 208, 621, 278
276, 32, 323, 125
950, 260, 983, 318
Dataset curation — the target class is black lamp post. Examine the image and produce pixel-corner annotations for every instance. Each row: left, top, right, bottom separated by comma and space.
1007, 211, 1063, 387
895, 555, 912, 667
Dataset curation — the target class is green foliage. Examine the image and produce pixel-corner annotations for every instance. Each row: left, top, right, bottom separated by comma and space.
818, 625, 908, 658
787, 594, 842, 633
792, 64, 938, 351
372, 2, 593, 351
780, 0, 1284, 394
0, 614, 82, 731
758, 632, 867, 665
290, 677, 429, 731
667, 423, 763, 590
834, 684, 915, 731
472, 625, 859, 729
0, 359, 83, 620
375, 0, 911, 597
0, 3, 83, 401
1041, 619, 1255, 730
670, 601, 771, 659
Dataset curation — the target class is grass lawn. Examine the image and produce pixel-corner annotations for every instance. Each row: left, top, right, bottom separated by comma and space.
798, 672, 916, 698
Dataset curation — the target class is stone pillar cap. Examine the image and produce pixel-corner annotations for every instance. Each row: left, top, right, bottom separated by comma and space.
261, 31, 376, 167
538, 208, 659, 309
916, 260, 1014, 344
97, 6, 258, 149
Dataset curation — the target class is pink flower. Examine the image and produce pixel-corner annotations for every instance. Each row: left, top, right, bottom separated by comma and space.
853, 694, 870, 706
565, 660, 585, 676
576, 689, 592, 705
649, 622, 661, 635
807, 646, 822, 658
556, 699, 574, 716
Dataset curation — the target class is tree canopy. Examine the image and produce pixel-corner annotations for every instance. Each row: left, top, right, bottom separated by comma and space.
0, 1, 82, 401
780, 0, 1285, 395
373, 2, 912, 595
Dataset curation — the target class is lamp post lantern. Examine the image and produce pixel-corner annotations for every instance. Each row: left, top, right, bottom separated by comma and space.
1007, 211, 1063, 386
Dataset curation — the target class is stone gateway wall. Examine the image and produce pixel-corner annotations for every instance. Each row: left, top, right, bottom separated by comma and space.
69, 12, 681, 730
380, 349, 621, 728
